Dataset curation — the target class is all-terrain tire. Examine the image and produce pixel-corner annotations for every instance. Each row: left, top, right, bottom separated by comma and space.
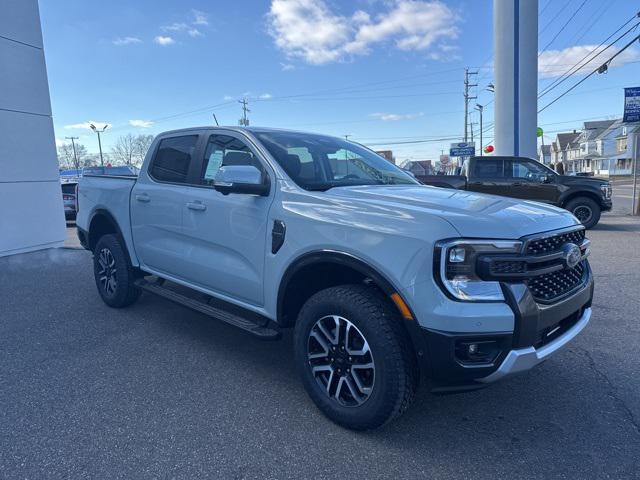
564, 196, 601, 229
294, 284, 418, 430
93, 234, 141, 308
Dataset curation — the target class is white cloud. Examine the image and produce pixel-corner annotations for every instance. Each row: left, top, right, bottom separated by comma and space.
223, 95, 235, 101
281, 62, 296, 71
162, 22, 188, 32
539, 44, 640, 78
192, 9, 209, 26
64, 121, 111, 130
154, 35, 175, 46
55, 138, 66, 147
266, 0, 459, 65
129, 119, 154, 128
370, 112, 424, 121
112, 36, 142, 46
259, 93, 273, 99
187, 28, 202, 37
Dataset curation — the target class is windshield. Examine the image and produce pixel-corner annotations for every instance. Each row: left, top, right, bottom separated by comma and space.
254, 131, 419, 191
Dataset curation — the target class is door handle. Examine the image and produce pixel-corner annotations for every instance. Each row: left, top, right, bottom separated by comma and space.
135, 194, 150, 203
186, 201, 207, 211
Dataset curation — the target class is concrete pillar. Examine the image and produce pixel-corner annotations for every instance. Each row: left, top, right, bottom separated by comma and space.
493, 0, 538, 159
0, 0, 65, 256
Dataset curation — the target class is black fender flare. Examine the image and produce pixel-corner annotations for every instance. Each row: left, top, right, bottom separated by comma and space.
277, 250, 429, 371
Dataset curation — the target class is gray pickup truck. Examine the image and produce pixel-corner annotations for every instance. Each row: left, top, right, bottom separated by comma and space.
77, 127, 594, 430
417, 156, 613, 229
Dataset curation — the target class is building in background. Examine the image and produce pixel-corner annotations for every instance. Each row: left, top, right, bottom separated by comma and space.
402, 160, 433, 176
375, 150, 395, 164
538, 144, 551, 165
0, 0, 65, 256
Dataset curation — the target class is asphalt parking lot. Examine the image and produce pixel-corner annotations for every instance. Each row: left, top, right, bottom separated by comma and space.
2, 205, 640, 479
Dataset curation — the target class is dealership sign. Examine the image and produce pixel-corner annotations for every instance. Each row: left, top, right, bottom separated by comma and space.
449, 142, 475, 157
623, 87, 640, 123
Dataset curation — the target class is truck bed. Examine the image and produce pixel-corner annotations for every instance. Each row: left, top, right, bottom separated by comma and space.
76, 174, 138, 261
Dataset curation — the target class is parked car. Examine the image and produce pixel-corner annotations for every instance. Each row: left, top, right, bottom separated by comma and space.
61, 181, 78, 221
417, 156, 612, 228
77, 128, 593, 430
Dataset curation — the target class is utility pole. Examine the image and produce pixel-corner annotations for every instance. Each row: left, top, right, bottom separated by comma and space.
65, 136, 79, 169
238, 98, 250, 126
212, 113, 219, 126
89, 123, 108, 167
475, 104, 484, 156
463, 68, 478, 143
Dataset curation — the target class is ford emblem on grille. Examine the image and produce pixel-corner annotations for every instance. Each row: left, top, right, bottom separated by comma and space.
563, 243, 582, 269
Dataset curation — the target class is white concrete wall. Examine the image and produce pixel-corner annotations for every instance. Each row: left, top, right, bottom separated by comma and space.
0, 0, 65, 256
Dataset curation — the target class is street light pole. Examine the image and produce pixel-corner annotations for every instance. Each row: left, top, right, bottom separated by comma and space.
90, 123, 109, 167
475, 104, 484, 156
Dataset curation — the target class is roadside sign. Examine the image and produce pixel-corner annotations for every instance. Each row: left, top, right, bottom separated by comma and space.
623, 87, 640, 123
439, 154, 450, 165
449, 142, 475, 157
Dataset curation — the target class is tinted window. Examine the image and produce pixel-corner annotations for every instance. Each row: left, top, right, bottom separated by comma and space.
508, 158, 553, 181
472, 159, 504, 178
254, 131, 417, 191
149, 135, 198, 183
200, 135, 262, 185
61, 183, 77, 194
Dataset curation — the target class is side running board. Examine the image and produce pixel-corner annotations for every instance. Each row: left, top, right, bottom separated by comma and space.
134, 278, 281, 340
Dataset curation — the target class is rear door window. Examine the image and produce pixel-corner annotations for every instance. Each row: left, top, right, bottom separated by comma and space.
149, 135, 198, 184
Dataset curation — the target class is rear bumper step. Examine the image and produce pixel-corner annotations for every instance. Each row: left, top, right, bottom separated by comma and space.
134, 278, 281, 340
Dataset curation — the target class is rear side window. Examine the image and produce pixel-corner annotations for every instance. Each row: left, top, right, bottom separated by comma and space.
149, 135, 198, 183
472, 159, 504, 178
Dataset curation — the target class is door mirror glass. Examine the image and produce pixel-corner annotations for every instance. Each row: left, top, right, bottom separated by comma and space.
214, 165, 269, 196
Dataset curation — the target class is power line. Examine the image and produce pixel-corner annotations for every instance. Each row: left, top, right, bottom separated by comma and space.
539, 14, 640, 98
539, 0, 575, 36
539, 31, 640, 113
538, 0, 589, 58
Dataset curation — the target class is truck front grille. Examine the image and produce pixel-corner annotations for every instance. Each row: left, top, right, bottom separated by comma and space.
526, 261, 587, 303
525, 229, 585, 255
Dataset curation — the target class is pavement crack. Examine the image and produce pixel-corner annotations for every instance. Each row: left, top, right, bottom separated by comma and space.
579, 347, 640, 437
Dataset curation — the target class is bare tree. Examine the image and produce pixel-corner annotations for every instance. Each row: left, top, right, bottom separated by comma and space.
57, 143, 88, 170
57, 143, 74, 169
133, 134, 154, 166
111, 134, 137, 166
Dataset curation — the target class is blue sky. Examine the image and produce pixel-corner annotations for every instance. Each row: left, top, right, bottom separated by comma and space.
40, 0, 640, 163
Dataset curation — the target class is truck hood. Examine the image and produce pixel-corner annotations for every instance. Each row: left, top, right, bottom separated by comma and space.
327, 185, 580, 239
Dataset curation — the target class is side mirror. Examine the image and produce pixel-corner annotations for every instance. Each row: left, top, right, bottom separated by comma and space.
213, 165, 270, 196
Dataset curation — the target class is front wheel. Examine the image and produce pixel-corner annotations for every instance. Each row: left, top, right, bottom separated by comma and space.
294, 285, 417, 430
93, 234, 141, 308
565, 197, 601, 229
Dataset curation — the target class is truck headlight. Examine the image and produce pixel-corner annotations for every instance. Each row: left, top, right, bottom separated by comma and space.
600, 183, 612, 199
435, 240, 522, 301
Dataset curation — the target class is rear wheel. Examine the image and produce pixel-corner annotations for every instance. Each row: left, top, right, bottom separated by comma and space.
294, 284, 417, 430
93, 234, 141, 308
565, 196, 601, 229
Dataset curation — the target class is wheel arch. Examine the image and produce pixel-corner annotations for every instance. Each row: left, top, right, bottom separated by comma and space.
278, 250, 428, 374
560, 190, 604, 209
277, 250, 407, 326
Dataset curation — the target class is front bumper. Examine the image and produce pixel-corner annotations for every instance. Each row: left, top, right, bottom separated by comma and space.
421, 266, 593, 391
479, 306, 590, 383
602, 198, 613, 212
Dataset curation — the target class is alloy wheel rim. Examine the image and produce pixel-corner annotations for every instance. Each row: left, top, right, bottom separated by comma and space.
97, 248, 118, 296
573, 205, 592, 224
307, 315, 375, 407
